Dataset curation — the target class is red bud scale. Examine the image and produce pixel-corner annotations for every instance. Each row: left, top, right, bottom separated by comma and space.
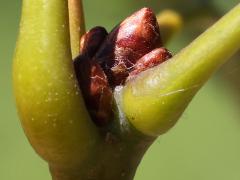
74, 8, 172, 125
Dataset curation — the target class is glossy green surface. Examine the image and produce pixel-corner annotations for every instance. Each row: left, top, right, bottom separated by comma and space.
123, 4, 240, 136
13, 0, 99, 168
1, 0, 240, 179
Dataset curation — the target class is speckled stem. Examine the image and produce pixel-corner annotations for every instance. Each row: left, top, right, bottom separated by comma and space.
14, 0, 99, 169
14, 1, 240, 180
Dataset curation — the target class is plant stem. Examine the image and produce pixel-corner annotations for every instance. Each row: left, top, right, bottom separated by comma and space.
14, 0, 99, 167
14, 1, 240, 179
123, 3, 240, 136
68, 0, 86, 58
49, 133, 153, 180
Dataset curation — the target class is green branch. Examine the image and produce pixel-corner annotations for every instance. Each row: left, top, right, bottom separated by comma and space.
68, 0, 86, 58
123, 3, 240, 136
13, 0, 98, 168
13, 1, 240, 179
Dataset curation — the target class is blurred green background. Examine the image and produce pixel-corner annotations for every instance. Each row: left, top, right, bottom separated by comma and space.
1, 0, 240, 179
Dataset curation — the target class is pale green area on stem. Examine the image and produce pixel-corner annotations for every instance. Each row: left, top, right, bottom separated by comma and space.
13, 0, 99, 168
68, 0, 86, 58
123, 3, 240, 136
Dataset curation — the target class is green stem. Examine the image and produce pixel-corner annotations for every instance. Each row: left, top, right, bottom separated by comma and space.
68, 0, 86, 58
123, 3, 240, 136
49, 131, 153, 180
14, 1, 240, 180
13, 0, 98, 168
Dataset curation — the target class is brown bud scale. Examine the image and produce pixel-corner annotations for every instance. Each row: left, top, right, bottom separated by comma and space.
129, 47, 172, 76
95, 7, 162, 86
74, 8, 173, 126
80, 26, 108, 58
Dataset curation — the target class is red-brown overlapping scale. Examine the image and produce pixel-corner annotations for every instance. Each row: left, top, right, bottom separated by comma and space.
129, 48, 172, 76
95, 7, 162, 86
74, 8, 172, 126
74, 27, 112, 126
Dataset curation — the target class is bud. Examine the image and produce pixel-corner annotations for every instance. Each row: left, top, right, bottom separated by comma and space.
95, 8, 162, 86
129, 48, 172, 77
74, 27, 112, 125
74, 8, 172, 126
74, 57, 113, 125
80, 26, 108, 57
